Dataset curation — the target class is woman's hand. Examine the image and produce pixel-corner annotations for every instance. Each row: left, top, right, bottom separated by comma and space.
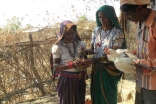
82, 58, 94, 65
132, 49, 137, 55
133, 58, 140, 64
73, 58, 84, 67
72, 58, 91, 71
104, 47, 110, 54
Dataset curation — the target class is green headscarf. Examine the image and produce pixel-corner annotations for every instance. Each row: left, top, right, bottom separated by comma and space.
96, 5, 122, 30
96, 5, 127, 49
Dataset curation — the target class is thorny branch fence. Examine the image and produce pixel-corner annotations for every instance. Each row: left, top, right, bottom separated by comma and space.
0, 28, 92, 104
0, 19, 137, 103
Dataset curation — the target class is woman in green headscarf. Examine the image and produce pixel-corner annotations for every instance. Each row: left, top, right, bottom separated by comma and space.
81, 5, 126, 104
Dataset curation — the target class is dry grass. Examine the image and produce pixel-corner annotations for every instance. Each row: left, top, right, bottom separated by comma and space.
0, 20, 137, 104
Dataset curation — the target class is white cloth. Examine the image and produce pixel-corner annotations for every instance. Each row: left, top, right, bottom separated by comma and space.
91, 26, 124, 58
52, 41, 86, 72
120, 0, 150, 6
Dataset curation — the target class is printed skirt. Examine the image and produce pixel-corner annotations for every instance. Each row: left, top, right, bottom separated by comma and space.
57, 71, 86, 104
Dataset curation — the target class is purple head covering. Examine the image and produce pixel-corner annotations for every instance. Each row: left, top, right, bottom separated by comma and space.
58, 20, 77, 38
53, 20, 81, 45
51, 20, 82, 80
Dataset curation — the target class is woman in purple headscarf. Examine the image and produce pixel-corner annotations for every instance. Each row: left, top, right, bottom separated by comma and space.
51, 20, 88, 104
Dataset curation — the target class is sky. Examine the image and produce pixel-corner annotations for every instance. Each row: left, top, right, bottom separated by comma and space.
0, 0, 120, 28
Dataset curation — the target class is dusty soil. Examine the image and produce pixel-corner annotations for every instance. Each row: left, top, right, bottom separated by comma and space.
16, 79, 135, 104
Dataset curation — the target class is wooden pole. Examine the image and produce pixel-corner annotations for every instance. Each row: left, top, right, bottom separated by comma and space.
29, 33, 46, 96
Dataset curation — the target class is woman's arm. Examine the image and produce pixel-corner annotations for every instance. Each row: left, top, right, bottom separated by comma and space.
53, 58, 68, 71
52, 44, 81, 71
53, 58, 86, 72
84, 44, 95, 55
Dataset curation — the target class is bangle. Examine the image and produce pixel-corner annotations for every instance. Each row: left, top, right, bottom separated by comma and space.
66, 61, 74, 69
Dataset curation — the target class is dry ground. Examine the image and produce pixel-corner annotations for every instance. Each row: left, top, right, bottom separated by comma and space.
15, 79, 135, 104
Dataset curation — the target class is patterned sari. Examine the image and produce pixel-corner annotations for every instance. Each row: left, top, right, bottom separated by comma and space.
91, 63, 122, 104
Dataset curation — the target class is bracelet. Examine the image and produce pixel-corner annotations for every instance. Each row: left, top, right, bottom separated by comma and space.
66, 61, 74, 69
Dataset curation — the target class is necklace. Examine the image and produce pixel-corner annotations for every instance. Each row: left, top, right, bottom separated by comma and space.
100, 27, 112, 44
64, 39, 74, 43
62, 41, 76, 58
103, 25, 113, 30
95, 27, 112, 55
